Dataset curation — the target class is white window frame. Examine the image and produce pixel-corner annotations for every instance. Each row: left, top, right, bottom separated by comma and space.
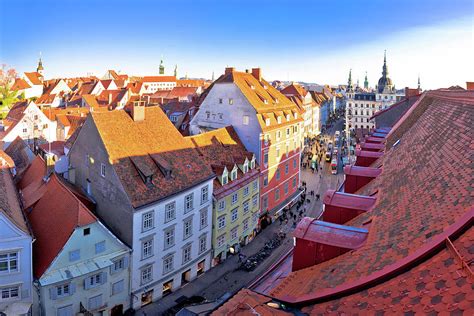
142, 239, 153, 259
0, 252, 18, 273
183, 219, 193, 240
141, 266, 153, 285
165, 202, 176, 223
142, 211, 154, 232
231, 208, 238, 222
231, 192, 238, 205
163, 255, 174, 275
201, 186, 209, 204
217, 215, 226, 230
164, 227, 175, 249
184, 193, 194, 213
182, 245, 192, 264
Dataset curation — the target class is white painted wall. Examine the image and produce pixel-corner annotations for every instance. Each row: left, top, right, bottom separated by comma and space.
130, 179, 213, 309
0, 214, 33, 315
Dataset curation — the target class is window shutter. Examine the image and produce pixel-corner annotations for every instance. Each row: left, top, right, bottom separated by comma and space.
69, 283, 76, 295
84, 277, 91, 290
49, 287, 57, 300
123, 256, 129, 269
101, 271, 108, 284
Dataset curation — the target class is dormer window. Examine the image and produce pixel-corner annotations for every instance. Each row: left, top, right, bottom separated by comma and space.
231, 167, 237, 181
250, 157, 256, 169
263, 85, 267, 89
275, 98, 279, 103
250, 85, 255, 90
243, 161, 249, 173
222, 170, 228, 185
277, 116, 282, 124
265, 118, 270, 126
263, 99, 268, 104
286, 114, 290, 121
294, 113, 298, 119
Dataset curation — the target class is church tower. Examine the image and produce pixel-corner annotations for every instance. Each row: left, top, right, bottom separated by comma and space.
174, 64, 178, 77
159, 58, 165, 75
364, 71, 369, 90
37, 56, 44, 77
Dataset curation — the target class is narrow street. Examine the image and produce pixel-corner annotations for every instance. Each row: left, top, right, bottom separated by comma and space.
140, 118, 346, 315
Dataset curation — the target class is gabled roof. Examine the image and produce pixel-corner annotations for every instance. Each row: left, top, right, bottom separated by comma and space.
18, 155, 46, 190
0, 159, 30, 235
11, 78, 31, 90
24, 72, 43, 85
168, 86, 198, 98
4, 136, 34, 179
281, 83, 307, 98
90, 107, 214, 208
36, 93, 58, 105
26, 174, 97, 278
5, 100, 28, 122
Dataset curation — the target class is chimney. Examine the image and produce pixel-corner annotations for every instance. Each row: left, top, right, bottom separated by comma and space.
108, 92, 113, 105
251, 68, 261, 81
225, 67, 235, 75
131, 101, 145, 122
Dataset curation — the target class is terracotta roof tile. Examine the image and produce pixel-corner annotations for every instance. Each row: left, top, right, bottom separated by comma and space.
24, 72, 43, 85
26, 174, 97, 278
11, 78, 31, 90
263, 90, 473, 304
4, 137, 34, 179
91, 107, 214, 208
142, 76, 177, 83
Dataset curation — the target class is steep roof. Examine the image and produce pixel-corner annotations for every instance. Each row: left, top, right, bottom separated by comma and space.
4, 137, 34, 179
11, 78, 31, 90
24, 72, 43, 85
0, 159, 30, 234
259, 90, 473, 307
91, 107, 214, 208
36, 93, 57, 105
186, 126, 259, 197
168, 86, 198, 98
281, 83, 307, 98
26, 174, 97, 278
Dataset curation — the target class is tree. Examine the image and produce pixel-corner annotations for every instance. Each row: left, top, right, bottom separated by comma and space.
0, 64, 19, 116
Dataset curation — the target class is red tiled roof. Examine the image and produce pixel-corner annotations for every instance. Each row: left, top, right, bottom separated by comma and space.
176, 79, 206, 87
18, 155, 46, 190
38, 141, 65, 157
261, 91, 473, 306
11, 78, 31, 90
36, 93, 57, 105
281, 83, 307, 98
186, 126, 259, 197
91, 107, 214, 208
5, 100, 28, 122
5, 137, 34, 179
0, 160, 29, 234
168, 86, 198, 98
100, 79, 114, 89
211, 289, 291, 316
24, 72, 43, 85
26, 174, 97, 278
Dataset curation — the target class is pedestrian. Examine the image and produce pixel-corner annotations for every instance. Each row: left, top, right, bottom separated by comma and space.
293, 214, 297, 221
316, 194, 320, 201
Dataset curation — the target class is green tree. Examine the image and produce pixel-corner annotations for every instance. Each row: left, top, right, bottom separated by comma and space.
0, 64, 19, 117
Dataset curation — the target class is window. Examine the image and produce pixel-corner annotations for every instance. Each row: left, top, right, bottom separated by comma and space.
163, 255, 174, 274
218, 200, 226, 211
201, 186, 209, 204
251, 158, 256, 169
243, 200, 250, 214
83, 228, 90, 236
141, 266, 152, 284
222, 171, 228, 185
217, 234, 226, 248
219, 98, 223, 104
231, 192, 238, 204
142, 239, 153, 259
1, 286, 19, 300
252, 181, 258, 191
228, 98, 233, 105
85, 272, 105, 289
231, 168, 237, 180
183, 219, 193, 239
276, 146, 280, 158
69, 250, 80, 262
286, 128, 290, 137
263, 152, 268, 165
95, 241, 105, 254
293, 177, 297, 188
88, 294, 103, 310
169, 115, 178, 122
284, 182, 289, 194
182, 245, 192, 264
185, 193, 194, 212
218, 113, 223, 120
22, 128, 27, 133
263, 175, 268, 187
0, 252, 18, 273
206, 111, 210, 119
200, 208, 208, 229
243, 162, 249, 173
293, 158, 297, 169
112, 280, 124, 296
164, 228, 175, 249
277, 116, 282, 124
252, 213, 258, 223
285, 163, 289, 174
142, 211, 154, 231
230, 227, 238, 241
111, 257, 128, 274
252, 194, 258, 207
165, 202, 176, 223
54, 283, 71, 299
231, 208, 238, 222
100, 163, 106, 177
276, 130, 281, 140
275, 189, 280, 201
243, 218, 249, 231
243, 115, 249, 125
276, 169, 280, 180
262, 196, 268, 210
218, 215, 226, 229
199, 234, 207, 253
243, 186, 249, 196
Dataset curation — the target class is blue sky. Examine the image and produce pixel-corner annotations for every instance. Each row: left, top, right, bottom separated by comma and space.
1, 0, 472, 88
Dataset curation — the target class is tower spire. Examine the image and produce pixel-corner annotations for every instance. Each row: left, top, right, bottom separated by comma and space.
159, 55, 165, 75
348, 68, 353, 91
382, 50, 388, 77
37, 52, 44, 76
174, 64, 177, 77
364, 71, 369, 89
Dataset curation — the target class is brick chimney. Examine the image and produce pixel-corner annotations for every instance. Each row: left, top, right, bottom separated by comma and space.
251, 68, 261, 81
108, 92, 113, 105
225, 67, 235, 75
131, 101, 145, 122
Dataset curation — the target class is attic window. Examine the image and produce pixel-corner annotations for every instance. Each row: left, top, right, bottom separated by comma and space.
294, 112, 298, 119
265, 118, 270, 126
250, 157, 256, 169
263, 99, 268, 104
222, 170, 228, 185
286, 114, 290, 121
277, 116, 282, 124
263, 85, 267, 89
230, 167, 237, 181
151, 154, 173, 179
130, 156, 154, 185
250, 85, 255, 90
243, 161, 249, 173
